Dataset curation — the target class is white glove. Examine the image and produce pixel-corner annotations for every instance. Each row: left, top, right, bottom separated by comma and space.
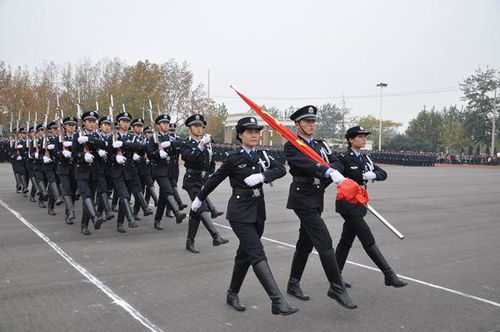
160, 140, 171, 148
84, 153, 94, 163
78, 136, 89, 144
113, 141, 123, 148
98, 149, 107, 157
329, 168, 346, 184
191, 197, 202, 212
244, 173, 265, 186
363, 171, 377, 181
133, 153, 141, 161
17, 144, 23, 149
43, 156, 52, 164
47, 144, 55, 150
62, 150, 72, 158
16, 155, 22, 161
159, 149, 168, 159
116, 155, 126, 164
201, 134, 211, 144
34, 152, 39, 159
63, 141, 72, 147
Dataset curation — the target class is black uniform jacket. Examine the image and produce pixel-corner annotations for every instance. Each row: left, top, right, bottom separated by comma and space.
284, 137, 335, 212
197, 147, 286, 224
332, 148, 387, 216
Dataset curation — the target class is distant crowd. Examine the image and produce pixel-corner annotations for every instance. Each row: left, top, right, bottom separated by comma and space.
2, 137, 499, 166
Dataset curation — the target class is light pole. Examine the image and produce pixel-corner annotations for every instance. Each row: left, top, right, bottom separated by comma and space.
491, 85, 497, 157
376, 82, 388, 151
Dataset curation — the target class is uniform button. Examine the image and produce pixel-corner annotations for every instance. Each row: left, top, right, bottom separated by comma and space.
296, 187, 300, 191
252, 166, 255, 169
236, 195, 240, 199
316, 185, 320, 189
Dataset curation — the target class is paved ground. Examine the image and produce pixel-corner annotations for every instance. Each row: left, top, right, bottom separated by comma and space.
0, 163, 499, 332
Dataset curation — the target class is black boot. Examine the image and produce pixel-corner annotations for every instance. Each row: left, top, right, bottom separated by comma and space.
116, 205, 126, 233
84, 197, 102, 230
227, 261, 251, 312
147, 185, 158, 207
15, 173, 22, 193
318, 248, 357, 309
121, 198, 137, 228
81, 207, 91, 236
100, 192, 114, 221
63, 195, 75, 224
29, 183, 38, 202
253, 260, 299, 315
172, 187, 187, 210
200, 211, 229, 246
153, 219, 163, 230
48, 196, 57, 215
167, 195, 186, 223
38, 181, 49, 201
50, 182, 63, 206
20, 174, 29, 197
186, 216, 200, 253
287, 251, 310, 301
133, 201, 142, 221
365, 244, 408, 288
135, 192, 153, 217
38, 193, 47, 208
206, 197, 223, 219
335, 242, 352, 288
111, 192, 118, 212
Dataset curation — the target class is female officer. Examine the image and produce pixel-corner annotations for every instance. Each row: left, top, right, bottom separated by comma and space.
191, 117, 298, 316
333, 126, 407, 288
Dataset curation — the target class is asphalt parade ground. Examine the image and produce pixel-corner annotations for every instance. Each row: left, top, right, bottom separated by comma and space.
0, 163, 499, 332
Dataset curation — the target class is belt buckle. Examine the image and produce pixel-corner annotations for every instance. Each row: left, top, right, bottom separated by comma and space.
313, 178, 320, 185
201, 171, 207, 177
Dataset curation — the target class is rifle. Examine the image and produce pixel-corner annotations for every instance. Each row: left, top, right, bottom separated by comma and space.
57, 95, 66, 149
33, 111, 39, 152
15, 109, 21, 152
26, 111, 31, 155
148, 99, 158, 144
76, 90, 90, 153
9, 111, 13, 148
42, 101, 50, 157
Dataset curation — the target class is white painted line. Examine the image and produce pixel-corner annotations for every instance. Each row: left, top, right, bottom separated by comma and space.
214, 222, 500, 309
0, 199, 164, 332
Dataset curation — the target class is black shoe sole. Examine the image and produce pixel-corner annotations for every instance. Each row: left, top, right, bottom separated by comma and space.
287, 290, 310, 301
327, 291, 357, 309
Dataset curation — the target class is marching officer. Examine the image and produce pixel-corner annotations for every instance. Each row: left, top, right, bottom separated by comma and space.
55, 116, 78, 224
145, 114, 187, 230
284, 105, 356, 309
192, 116, 298, 315
130, 118, 154, 221
181, 114, 228, 253
95, 115, 116, 222
164, 122, 187, 217
72, 111, 106, 235
333, 126, 407, 288
42, 121, 64, 215
143, 126, 159, 207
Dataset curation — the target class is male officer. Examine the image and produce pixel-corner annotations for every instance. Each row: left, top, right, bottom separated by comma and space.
72, 111, 106, 235
55, 116, 78, 224
284, 105, 356, 309
146, 114, 187, 230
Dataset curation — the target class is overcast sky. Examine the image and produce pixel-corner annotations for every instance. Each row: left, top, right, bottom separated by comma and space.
1, 0, 499, 127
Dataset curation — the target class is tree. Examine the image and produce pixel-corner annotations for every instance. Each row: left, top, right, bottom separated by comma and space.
355, 115, 402, 148
406, 107, 443, 151
438, 106, 469, 153
385, 134, 434, 152
316, 103, 344, 140
460, 67, 500, 148
203, 102, 228, 143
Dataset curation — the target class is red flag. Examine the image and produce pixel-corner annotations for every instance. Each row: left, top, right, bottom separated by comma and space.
231, 86, 369, 205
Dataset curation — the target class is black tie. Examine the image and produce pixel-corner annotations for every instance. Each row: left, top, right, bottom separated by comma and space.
249, 151, 255, 160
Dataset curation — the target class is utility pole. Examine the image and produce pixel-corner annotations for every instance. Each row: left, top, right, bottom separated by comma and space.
491, 85, 497, 157
376, 82, 388, 151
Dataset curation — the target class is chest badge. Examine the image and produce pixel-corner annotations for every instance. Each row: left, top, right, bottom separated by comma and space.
350, 166, 359, 169
238, 163, 247, 168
